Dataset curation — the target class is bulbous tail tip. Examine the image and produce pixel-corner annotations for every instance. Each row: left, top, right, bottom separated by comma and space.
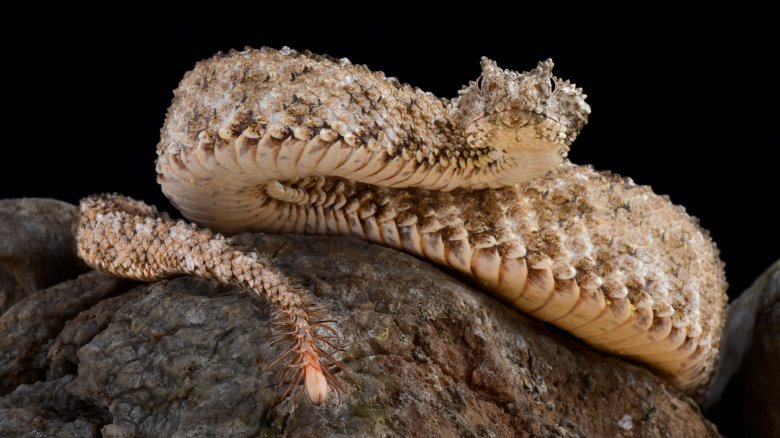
305, 364, 330, 405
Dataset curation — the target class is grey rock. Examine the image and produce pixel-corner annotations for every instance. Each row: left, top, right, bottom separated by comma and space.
705, 260, 780, 408
742, 294, 780, 438
48, 287, 148, 381
0, 199, 720, 437
705, 261, 779, 437
0, 198, 87, 314
0, 375, 106, 438
735, 262, 777, 437
0, 271, 128, 393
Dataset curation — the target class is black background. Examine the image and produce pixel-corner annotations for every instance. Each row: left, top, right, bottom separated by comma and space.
1, 11, 777, 301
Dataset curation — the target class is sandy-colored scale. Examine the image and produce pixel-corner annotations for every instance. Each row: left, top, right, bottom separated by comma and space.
529, 279, 581, 321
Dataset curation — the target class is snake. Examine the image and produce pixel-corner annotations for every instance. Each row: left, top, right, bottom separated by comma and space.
75, 46, 727, 404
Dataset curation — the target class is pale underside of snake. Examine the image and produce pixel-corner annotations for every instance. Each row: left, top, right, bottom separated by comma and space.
76, 46, 727, 405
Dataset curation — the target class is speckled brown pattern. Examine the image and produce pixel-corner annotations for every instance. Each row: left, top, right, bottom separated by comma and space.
77, 46, 726, 402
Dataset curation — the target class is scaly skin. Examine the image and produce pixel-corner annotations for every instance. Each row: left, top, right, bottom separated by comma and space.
76, 46, 726, 404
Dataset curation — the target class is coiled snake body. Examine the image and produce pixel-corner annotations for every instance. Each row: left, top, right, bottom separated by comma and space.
76, 46, 727, 404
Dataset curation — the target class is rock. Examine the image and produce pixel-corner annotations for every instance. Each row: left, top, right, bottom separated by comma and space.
0, 198, 87, 314
0, 375, 106, 437
743, 293, 780, 437
0, 271, 129, 393
48, 287, 149, 381
704, 260, 780, 407
706, 261, 779, 437
0, 199, 720, 437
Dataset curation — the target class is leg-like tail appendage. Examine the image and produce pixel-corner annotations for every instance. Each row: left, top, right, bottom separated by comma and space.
75, 194, 347, 405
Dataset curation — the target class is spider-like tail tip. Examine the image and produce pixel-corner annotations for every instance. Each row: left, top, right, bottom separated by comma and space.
304, 362, 330, 405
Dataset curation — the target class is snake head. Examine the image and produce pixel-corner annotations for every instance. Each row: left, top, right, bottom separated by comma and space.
450, 58, 591, 182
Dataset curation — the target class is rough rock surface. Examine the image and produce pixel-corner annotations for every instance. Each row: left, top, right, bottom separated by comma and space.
706, 261, 779, 437
0, 199, 720, 437
0, 199, 86, 314
743, 289, 780, 437
0, 375, 107, 437
0, 271, 129, 393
